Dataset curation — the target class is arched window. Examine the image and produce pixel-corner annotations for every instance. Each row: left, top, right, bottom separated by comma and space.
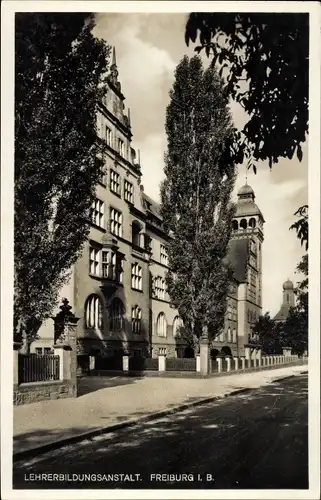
85, 295, 103, 329
132, 305, 142, 334
249, 217, 256, 228
232, 220, 238, 230
109, 298, 125, 331
286, 293, 289, 303
173, 316, 183, 337
232, 329, 237, 343
227, 327, 231, 342
156, 312, 167, 337
240, 218, 247, 230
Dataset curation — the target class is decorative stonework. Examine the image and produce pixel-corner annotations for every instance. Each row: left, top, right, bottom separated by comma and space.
53, 298, 79, 346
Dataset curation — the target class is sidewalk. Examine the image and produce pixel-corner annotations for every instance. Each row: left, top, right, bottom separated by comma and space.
13, 364, 307, 458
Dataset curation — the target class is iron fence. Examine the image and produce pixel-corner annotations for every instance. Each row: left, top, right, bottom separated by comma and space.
94, 355, 123, 371
129, 357, 159, 371
18, 354, 60, 383
166, 358, 196, 372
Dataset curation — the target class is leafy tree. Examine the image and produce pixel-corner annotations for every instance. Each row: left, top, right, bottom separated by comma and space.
160, 55, 237, 346
251, 312, 282, 354
281, 254, 308, 355
185, 13, 309, 247
290, 205, 308, 251
15, 13, 111, 351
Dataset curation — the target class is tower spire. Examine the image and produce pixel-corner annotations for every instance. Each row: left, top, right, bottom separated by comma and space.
112, 46, 116, 66
109, 46, 120, 90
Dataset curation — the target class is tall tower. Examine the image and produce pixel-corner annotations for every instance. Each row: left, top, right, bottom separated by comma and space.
230, 184, 265, 350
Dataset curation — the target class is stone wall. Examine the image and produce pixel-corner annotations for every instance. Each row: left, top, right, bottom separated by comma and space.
13, 380, 76, 406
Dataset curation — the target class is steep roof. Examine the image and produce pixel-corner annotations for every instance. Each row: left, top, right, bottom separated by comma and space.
142, 193, 162, 220
273, 304, 291, 323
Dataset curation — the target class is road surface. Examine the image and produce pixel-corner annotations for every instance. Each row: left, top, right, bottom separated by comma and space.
13, 374, 308, 490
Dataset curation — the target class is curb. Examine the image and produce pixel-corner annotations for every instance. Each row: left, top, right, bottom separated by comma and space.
13, 369, 307, 463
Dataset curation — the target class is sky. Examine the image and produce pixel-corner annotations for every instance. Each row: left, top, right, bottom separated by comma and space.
93, 12, 308, 317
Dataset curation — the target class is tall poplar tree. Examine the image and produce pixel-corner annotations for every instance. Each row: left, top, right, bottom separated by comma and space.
160, 55, 237, 345
15, 14, 110, 351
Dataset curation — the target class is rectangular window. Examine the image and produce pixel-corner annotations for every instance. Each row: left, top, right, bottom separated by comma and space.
91, 199, 104, 228
124, 180, 133, 203
90, 247, 100, 276
105, 126, 112, 147
101, 250, 116, 280
110, 207, 123, 237
132, 306, 142, 334
44, 347, 53, 355
153, 276, 166, 300
118, 138, 125, 157
117, 256, 124, 284
35, 348, 43, 355
110, 169, 121, 196
160, 244, 168, 266
131, 263, 142, 290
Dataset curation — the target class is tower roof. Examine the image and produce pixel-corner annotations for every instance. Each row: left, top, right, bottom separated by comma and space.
235, 183, 265, 221
238, 184, 255, 197
283, 279, 294, 290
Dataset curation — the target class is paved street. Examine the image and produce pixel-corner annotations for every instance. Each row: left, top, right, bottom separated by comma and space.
13, 374, 308, 490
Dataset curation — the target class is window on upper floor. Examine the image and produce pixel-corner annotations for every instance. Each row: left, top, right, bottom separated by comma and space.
110, 207, 123, 237
131, 263, 143, 291
232, 329, 237, 343
35, 348, 43, 356
85, 294, 103, 329
90, 199, 104, 228
89, 247, 123, 283
44, 348, 53, 355
110, 169, 121, 196
118, 138, 125, 157
132, 306, 142, 334
105, 126, 112, 147
124, 180, 133, 204
153, 276, 166, 300
160, 244, 168, 266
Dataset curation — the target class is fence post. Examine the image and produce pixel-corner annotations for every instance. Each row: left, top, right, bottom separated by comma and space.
226, 357, 231, 372
196, 354, 201, 373
200, 328, 210, 376
89, 356, 95, 371
217, 357, 222, 373
52, 298, 79, 397
158, 354, 166, 372
122, 355, 129, 372
240, 357, 246, 370
13, 342, 22, 386
234, 357, 239, 371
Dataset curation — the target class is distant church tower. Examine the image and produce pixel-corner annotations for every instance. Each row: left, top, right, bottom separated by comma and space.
231, 183, 265, 349
274, 280, 295, 323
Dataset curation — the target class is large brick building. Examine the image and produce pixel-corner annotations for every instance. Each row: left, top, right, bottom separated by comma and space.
33, 49, 265, 360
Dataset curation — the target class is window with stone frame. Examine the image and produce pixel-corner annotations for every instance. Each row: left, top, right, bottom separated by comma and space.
160, 244, 168, 266
105, 125, 112, 147
156, 313, 167, 337
118, 138, 125, 157
131, 263, 143, 290
124, 179, 134, 204
110, 207, 123, 237
85, 294, 103, 329
110, 169, 121, 196
173, 316, 183, 337
153, 276, 166, 300
91, 198, 104, 228
89, 247, 100, 276
109, 298, 124, 331
132, 305, 142, 334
